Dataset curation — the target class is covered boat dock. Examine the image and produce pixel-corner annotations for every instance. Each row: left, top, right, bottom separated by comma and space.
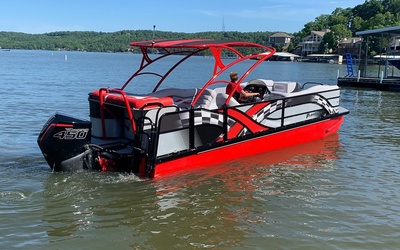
337, 25, 400, 91
304, 54, 343, 64
270, 52, 301, 61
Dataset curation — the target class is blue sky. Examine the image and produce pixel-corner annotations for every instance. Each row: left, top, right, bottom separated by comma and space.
1, 0, 366, 34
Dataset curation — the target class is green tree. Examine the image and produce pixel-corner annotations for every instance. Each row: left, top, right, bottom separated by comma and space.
351, 16, 365, 32
287, 42, 294, 52
319, 32, 336, 53
353, 0, 384, 21
331, 24, 352, 41
273, 44, 283, 52
328, 7, 353, 28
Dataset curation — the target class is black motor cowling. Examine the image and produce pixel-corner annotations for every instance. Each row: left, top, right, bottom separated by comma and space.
37, 114, 95, 171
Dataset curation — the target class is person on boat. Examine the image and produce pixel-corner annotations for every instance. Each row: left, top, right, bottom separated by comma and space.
226, 71, 260, 102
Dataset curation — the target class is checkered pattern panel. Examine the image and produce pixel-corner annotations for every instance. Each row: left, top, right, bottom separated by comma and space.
162, 109, 237, 132
194, 110, 236, 129
313, 95, 337, 114
252, 100, 283, 122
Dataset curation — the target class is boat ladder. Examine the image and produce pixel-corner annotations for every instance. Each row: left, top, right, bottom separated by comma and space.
345, 53, 354, 77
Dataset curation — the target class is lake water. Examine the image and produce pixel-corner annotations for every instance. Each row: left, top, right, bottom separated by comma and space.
1, 50, 400, 249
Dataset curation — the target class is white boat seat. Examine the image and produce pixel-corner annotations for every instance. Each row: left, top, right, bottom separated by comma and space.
271, 84, 339, 98
193, 88, 217, 109
148, 88, 218, 109
216, 93, 240, 108
272, 81, 301, 93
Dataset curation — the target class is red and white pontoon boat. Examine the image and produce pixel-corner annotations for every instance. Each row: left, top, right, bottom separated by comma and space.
37, 39, 348, 178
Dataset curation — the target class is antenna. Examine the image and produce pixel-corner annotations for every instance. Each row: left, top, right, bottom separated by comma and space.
152, 25, 156, 44
222, 17, 225, 32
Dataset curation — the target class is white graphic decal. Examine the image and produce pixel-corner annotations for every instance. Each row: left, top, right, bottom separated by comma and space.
53, 128, 89, 140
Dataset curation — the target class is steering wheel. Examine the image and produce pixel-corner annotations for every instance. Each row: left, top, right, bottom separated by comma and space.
242, 80, 269, 103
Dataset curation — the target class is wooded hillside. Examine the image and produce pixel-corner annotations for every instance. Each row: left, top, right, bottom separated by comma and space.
1, 0, 400, 55
0, 30, 274, 52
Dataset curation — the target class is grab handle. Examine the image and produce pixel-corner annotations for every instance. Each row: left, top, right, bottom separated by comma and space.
98, 88, 137, 139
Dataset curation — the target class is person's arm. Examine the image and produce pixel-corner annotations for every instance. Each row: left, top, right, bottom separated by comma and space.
239, 89, 259, 98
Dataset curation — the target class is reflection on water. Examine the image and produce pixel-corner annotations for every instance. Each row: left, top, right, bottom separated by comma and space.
34, 135, 342, 249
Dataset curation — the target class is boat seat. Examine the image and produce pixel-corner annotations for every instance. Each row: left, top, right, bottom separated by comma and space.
149, 88, 197, 98
193, 88, 217, 109
89, 89, 174, 110
270, 83, 339, 98
148, 88, 218, 109
270, 81, 302, 97
273, 81, 301, 92
216, 93, 240, 108
214, 87, 227, 94
255, 79, 274, 92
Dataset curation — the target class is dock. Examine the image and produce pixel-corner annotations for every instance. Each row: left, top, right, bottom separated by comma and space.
337, 76, 400, 91
337, 25, 400, 92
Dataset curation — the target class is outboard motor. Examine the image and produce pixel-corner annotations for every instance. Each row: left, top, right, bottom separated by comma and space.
37, 114, 96, 172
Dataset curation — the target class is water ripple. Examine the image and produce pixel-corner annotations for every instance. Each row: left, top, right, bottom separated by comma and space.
1, 52, 400, 249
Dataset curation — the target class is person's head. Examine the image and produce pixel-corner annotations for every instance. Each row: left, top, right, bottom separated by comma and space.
230, 71, 238, 82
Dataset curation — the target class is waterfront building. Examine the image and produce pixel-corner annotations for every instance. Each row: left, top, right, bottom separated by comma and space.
337, 37, 363, 58
269, 32, 293, 48
300, 30, 329, 56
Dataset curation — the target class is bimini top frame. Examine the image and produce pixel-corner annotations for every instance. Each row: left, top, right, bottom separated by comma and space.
120, 39, 276, 107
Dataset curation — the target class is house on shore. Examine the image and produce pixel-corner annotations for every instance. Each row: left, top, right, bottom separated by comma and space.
267, 30, 363, 64
337, 37, 363, 58
269, 33, 293, 48
300, 30, 329, 56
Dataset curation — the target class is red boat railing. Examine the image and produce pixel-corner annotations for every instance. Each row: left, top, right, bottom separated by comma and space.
122, 39, 276, 96
191, 49, 276, 107
98, 88, 136, 140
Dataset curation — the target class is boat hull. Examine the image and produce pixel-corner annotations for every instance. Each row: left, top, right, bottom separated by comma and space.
153, 115, 344, 177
